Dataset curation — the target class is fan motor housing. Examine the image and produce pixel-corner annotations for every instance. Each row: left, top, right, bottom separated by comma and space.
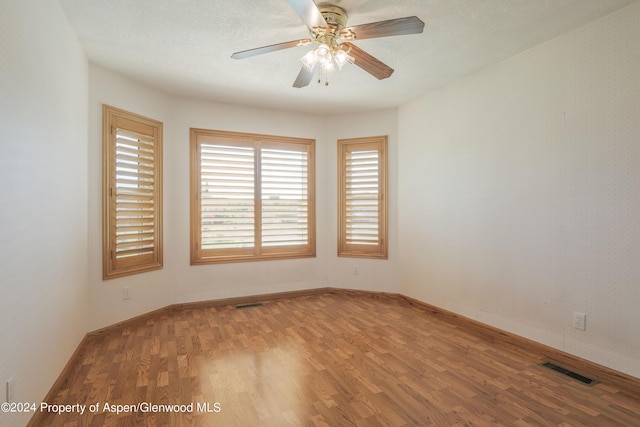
318, 4, 348, 29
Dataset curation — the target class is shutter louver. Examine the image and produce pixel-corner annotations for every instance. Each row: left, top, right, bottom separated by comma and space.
113, 128, 157, 263
200, 143, 255, 250
261, 147, 309, 247
345, 150, 380, 246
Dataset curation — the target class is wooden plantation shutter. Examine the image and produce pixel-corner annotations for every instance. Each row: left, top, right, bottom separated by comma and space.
344, 150, 380, 244
199, 140, 256, 254
190, 129, 315, 264
103, 105, 163, 279
338, 136, 388, 258
261, 144, 310, 250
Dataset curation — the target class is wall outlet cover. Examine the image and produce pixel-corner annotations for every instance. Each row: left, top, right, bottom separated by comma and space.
6, 377, 15, 402
573, 312, 586, 331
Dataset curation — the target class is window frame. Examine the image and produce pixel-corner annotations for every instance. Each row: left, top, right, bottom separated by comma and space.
102, 105, 163, 279
190, 128, 316, 264
337, 135, 388, 259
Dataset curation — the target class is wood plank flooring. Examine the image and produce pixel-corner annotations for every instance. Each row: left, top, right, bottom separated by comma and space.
32, 292, 640, 426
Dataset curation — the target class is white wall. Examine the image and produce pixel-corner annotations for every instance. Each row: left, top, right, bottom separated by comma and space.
398, 2, 640, 377
87, 66, 404, 328
88, 67, 333, 328
167, 98, 330, 304
326, 110, 399, 292
0, 0, 89, 424
88, 65, 173, 330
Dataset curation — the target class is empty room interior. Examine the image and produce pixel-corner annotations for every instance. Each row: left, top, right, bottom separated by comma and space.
1, 0, 639, 425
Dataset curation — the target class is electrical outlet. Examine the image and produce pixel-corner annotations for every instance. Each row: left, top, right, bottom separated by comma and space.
123, 286, 131, 300
573, 312, 586, 331
6, 377, 15, 402
353, 265, 359, 276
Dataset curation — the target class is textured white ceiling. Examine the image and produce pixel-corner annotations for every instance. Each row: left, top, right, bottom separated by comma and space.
58, 0, 637, 113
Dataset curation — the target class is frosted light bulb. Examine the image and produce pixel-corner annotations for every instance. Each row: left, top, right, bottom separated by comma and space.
316, 44, 330, 57
301, 49, 317, 71
334, 49, 354, 69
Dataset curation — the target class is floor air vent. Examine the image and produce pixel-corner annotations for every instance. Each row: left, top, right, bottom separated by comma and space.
540, 362, 597, 385
234, 302, 264, 309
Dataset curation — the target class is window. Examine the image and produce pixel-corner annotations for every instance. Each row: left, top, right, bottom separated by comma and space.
338, 136, 388, 258
103, 105, 163, 279
190, 129, 315, 264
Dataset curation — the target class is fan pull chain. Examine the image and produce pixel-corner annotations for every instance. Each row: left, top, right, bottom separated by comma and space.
317, 67, 330, 86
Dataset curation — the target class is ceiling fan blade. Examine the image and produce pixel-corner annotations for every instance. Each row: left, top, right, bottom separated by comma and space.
231, 39, 312, 60
342, 42, 393, 80
342, 16, 424, 40
293, 65, 317, 88
287, 0, 327, 30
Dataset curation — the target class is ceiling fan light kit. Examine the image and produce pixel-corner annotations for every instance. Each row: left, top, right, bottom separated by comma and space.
231, 0, 424, 88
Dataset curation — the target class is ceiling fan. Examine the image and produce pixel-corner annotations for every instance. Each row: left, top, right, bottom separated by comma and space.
231, 0, 425, 87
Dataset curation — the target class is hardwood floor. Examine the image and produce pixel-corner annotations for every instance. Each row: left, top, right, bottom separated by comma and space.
32, 291, 640, 426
